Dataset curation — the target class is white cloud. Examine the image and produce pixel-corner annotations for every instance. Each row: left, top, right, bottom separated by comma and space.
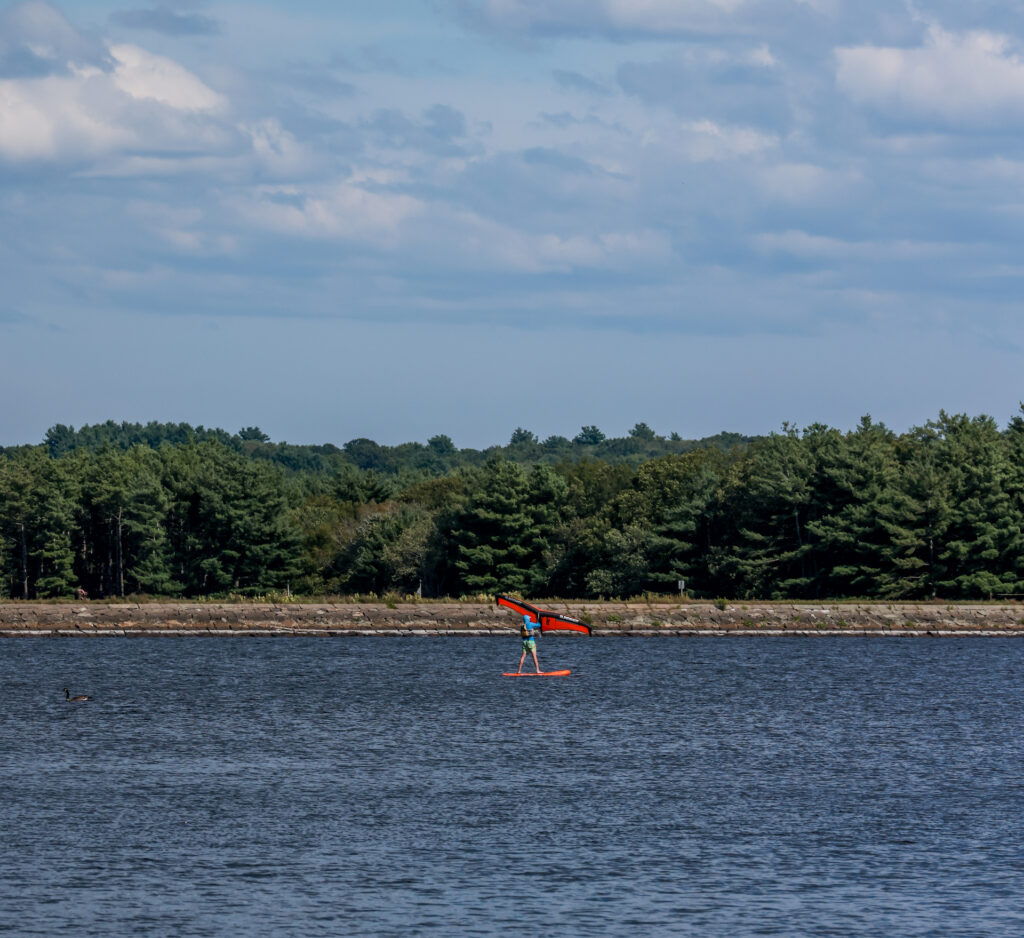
232, 181, 424, 243
0, 72, 133, 160
0, 42, 228, 162
753, 230, 958, 261
681, 119, 778, 161
444, 198, 672, 272
628, 112, 778, 165
758, 162, 860, 201
493, 226, 672, 273
242, 118, 317, 175
0, 1, 107, 69
600, 0, 749, 28
232, 177, 672, 274
109, 44, 226, 113
836, 26, 1024, 124
126, 201, 239, 256
748, 44, 777, 67
463, 0, 754, 35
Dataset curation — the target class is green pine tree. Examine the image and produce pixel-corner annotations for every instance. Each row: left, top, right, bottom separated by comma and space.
449, 457, 537, 595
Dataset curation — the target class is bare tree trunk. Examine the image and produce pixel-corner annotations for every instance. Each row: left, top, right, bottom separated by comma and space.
795, 509, 805, 580
929, 537, 936, 599
18, 522, 28, 599
116, 506, 124, 597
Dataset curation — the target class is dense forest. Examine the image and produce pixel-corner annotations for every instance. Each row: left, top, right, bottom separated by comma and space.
1, 413, 1021, 601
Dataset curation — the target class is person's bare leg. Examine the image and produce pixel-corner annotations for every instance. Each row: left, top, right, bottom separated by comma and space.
532, 649, 541, 673
518, 651, 526, 674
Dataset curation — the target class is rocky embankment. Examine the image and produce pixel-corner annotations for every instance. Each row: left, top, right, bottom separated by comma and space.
1, 601, 1023, 636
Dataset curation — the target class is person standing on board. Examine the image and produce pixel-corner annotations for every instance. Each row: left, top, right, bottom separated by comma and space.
517, 614, 541, 674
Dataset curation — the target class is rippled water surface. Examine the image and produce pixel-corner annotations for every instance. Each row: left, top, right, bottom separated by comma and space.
2, 636, 1023, 936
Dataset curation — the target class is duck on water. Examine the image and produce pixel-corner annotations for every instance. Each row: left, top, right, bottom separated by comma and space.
64, 688, 91, 701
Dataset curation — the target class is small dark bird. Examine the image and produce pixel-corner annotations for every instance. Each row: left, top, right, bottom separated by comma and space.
64, 688, 91, 702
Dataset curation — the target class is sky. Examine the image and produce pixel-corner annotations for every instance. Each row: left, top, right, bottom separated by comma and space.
1, 0, 1023, 448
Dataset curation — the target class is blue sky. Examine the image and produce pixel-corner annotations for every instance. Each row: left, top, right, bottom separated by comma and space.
1, 0, 1022, 447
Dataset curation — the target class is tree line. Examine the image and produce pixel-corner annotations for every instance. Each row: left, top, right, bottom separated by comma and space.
29, 420, 754, 474
1, 412, 1021, 601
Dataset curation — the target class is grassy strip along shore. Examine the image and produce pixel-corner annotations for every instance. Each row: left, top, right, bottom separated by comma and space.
2, 601, 1024, 637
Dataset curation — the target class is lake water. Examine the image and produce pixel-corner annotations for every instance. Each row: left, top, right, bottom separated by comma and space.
1, 636, 1022, 937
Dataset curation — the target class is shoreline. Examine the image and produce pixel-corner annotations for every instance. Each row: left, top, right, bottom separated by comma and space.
2, 601, 1023, 636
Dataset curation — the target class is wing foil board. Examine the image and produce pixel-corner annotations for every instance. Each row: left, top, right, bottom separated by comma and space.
501, 670, 571, 677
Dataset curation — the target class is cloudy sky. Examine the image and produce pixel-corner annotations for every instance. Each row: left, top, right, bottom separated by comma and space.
1, 0, 1022, 447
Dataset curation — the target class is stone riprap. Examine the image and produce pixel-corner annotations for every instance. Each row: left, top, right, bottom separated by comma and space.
1, 601, 1023, 636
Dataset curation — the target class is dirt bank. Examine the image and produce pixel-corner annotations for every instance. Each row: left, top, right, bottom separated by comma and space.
2, 600, 1023, 636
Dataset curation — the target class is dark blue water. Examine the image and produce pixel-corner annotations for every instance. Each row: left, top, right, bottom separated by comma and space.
2, 637, 1022, 936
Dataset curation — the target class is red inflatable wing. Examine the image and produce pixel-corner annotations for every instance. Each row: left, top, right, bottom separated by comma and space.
496, 595, 541, 623
538, 611, 591, 635
496, 595, 591, 634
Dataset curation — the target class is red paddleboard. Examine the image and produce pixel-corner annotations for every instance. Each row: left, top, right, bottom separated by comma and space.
502, 670, 571, 677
